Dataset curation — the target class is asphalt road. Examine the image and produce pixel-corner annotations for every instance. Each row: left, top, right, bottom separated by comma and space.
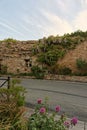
20, 79, 87, 122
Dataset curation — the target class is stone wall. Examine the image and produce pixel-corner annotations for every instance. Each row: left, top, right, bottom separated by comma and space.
45, 74, 87, 82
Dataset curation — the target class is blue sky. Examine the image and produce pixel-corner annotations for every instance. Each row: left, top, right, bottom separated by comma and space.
0, 0, 87, 40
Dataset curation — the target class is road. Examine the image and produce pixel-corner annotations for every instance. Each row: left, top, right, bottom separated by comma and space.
20, 79, 87, 121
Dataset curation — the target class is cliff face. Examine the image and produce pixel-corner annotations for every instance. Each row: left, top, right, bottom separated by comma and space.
0, 40, 37, 73
0, 38, 87, 75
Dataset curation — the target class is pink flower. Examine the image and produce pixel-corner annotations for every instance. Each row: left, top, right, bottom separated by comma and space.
71, 117, 78, 125
37, 99, 42, 104
55, 105, 61, 112
64, 121, 70, 128
39, 107, 46, 114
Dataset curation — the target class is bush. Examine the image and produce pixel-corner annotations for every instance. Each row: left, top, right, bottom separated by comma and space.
0, 79, 26, 130
76, 58, 87, 71
28, 99, 78, 130
58, 66, 72, 75
48, 65, 72, 75
31, 65, 44, 79
0, 86, 25, 106
73, 72, 87, 76
38, 50, 65, 66
18, 73, 33, 76
0, 101, 26, 130
2, 38, 17, 43
0, 65, 7, 74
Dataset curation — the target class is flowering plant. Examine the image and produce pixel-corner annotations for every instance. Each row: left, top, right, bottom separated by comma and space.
28, 99, 78, 130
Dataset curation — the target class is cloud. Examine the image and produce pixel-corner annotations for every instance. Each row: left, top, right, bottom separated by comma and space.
84, 0, 87, 4
73, 10, 87, 31
0, 18, 25, 37
40, 10, 73, 36
55, 0, 69, 12
1, 0, 87, 40
80, 0, 87, 7
22, 10, 73, 38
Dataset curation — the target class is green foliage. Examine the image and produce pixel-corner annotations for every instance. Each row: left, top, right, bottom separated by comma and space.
0, 101, 27, 130
31, 65, 44, 79
50, 65, 72, 75
0, 79, 25, 106
0, 79, 26, 130
39, 44, 47, 52
28, 99, 76, 130
2, 38, 17, 43
73, 72, 87, 76
28, 112, 66, 130
76, 58, 87, 71
32, 30, 87, 73
18, 73, 33, 76
45, 51, 58, 66
0, 65, 7, 74
60, 37, 77, 49
57, 66, 72, 75
46, 35, 55, 45
70, 30, 87, 38
38, 50, 65, 66
1, 38, 17, 48
28, 107, 66, 129
32, 47, 39, 55
37, 30, 87, 51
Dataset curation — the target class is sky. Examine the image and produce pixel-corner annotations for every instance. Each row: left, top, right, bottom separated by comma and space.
0, 0, 87, 40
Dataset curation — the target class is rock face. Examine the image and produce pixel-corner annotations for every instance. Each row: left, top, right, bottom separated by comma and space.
57, 41, 87, 73
0, 39, 87, 74
0, 40, 37, 73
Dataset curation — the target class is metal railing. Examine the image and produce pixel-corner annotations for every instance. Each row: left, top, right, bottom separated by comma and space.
0, 77, 10, 89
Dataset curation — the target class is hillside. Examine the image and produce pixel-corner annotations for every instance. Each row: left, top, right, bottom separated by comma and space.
0, 30, 87, 77
58, 41, 87, 73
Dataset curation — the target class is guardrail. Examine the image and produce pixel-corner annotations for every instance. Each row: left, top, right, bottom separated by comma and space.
0, 77, 10, 89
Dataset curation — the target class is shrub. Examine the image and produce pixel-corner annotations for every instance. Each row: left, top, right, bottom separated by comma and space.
76, 58, 87, 71
0, 65, 7, 74
38, 50, 65, 66
0, 101, 26, 130
2, 38, 17, 43
0, 78, 26, 106
73, 72, 87, 76
0, 79, 26, 130
48, 65, 72, 75
40, 50, 58, 66
18, 72, 33, 77
58, 66, 72, 75
49, 64, 59, 74
28, 99, 78, 130
31, 65, 44, 79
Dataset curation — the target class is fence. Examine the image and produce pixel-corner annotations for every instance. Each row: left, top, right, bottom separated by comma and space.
0, 77, 10, 89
